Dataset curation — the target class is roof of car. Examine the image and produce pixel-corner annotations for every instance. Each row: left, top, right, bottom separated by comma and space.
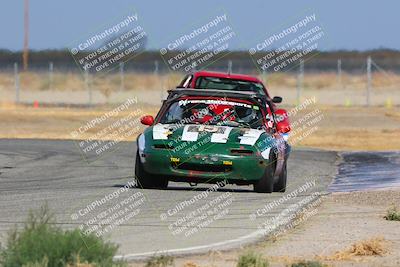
193, 71, 262, 83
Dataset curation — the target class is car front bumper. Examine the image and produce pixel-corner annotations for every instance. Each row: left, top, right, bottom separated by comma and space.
140, 149, 272, 183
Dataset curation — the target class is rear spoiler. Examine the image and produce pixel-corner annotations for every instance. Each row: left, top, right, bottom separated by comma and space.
166, 88, 268, 104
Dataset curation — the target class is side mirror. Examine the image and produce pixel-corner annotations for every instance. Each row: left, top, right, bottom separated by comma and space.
140, 115, 154, 126
272, 96, 283, 103
274, 109, 291, 133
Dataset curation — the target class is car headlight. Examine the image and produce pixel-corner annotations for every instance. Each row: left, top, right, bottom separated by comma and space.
261, 147, 271, 159
138, 134, 145, 153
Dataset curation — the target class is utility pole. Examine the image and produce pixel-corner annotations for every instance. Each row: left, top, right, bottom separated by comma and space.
23, 0, 29, 70
296, 59, 304, 105
366, 56, 372, 107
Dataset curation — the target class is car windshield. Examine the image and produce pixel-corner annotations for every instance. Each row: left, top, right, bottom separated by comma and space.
159, 98, 264, 129
195, 76, 265, 95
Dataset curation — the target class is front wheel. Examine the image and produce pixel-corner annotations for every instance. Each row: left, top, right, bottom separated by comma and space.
253, 163, 275, 193
274, 162, 287, 192
135, 151, 168, 189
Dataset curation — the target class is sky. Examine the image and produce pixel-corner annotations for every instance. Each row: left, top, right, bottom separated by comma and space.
0, 0, 399, 51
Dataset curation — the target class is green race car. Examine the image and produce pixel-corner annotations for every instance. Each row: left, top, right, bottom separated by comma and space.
135, 88, 290, 193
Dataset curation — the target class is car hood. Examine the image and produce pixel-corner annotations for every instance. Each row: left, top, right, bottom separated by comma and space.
143, 123, 275, 150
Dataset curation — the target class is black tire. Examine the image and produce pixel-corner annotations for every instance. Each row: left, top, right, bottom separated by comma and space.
274, 161, 287, 192
135, 151, 168, 189
253, 162, 275, 193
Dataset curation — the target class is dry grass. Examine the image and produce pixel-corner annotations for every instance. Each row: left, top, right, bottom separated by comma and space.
320, 237, 389, 261
227, 71, 396, 91
299, 128, 400, 151
1, 71, 400, 93
385, 111, 400, 119
0, 71, 183, 92
0, 105, 158, 141
289, 106, 400, 151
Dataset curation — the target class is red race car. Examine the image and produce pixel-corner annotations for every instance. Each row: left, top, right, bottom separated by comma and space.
177, 71, 291, 135
178, 71, 270, 97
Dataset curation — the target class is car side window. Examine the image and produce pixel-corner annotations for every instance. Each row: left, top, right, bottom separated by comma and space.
165, 102, 182, 121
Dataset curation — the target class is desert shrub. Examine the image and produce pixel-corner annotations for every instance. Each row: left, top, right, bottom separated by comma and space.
237, 251, 269, 267
0, 205, 125, 267
384, 206, 400, 221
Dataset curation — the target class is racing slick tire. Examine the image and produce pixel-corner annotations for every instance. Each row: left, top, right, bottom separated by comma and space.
274, 161, 287, 192
253, 162, 275, 193
135, 151, 168, 189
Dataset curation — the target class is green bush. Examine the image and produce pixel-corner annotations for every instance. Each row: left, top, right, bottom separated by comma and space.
237, 251, 269, 267
384, 206, 400, 221
0, 205, 125, 267
291, 260, 326, 267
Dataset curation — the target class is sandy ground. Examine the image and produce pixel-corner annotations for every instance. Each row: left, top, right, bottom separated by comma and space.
127, 190, 400, 267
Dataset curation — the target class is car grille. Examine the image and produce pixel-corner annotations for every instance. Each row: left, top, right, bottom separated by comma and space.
153, 144, 174, 149
173, 162, 232, 173
230, 149, 253, 155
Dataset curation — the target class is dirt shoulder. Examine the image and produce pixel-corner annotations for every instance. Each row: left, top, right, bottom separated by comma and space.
133, 190, 400, 267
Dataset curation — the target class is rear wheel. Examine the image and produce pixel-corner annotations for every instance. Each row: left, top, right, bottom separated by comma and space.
135, 151, 168, 189
253, 163, 275, 193
274, 162, 287, 192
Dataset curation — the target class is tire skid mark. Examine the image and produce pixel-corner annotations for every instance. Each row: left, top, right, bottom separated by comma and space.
329, 151, 400, 192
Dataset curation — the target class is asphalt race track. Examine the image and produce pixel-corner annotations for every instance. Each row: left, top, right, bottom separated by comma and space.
0, 139, 338, 259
